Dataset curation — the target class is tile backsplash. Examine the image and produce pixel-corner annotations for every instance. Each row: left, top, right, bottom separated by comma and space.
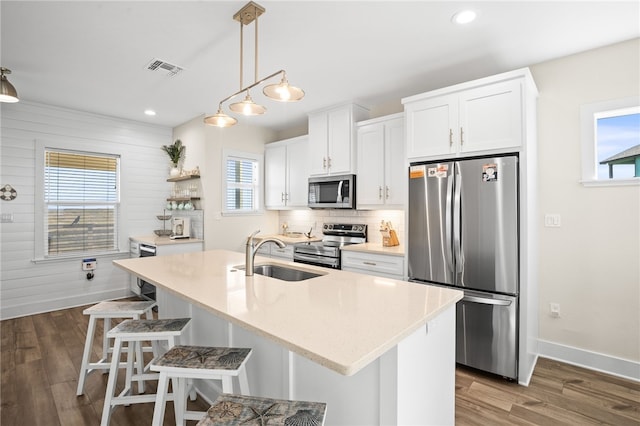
278, 210, 405, 245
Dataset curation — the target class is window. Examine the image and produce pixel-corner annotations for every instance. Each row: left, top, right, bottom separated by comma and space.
222, 149, 262, 214
44, 149, 120, 256
581, 96, 640, 186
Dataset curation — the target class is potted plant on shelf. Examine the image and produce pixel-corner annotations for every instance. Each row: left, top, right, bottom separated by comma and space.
162, 139, 185, 177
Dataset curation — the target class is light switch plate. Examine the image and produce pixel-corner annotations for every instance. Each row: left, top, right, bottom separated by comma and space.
544, 214, 561, 227
1, 213, 14, 223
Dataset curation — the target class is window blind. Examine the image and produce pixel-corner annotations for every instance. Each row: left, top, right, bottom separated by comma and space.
44, 150, 119, 255
225, 157, 258, 211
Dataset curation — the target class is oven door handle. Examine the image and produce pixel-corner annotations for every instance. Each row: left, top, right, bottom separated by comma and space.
294, 253, 328, 263
139, 245, 156, 255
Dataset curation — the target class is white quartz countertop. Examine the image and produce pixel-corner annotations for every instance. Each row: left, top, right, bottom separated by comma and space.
130, 235, 205, 246
341, 242, 405, 256
255, 234, 322, 244
113, 249, 461, 376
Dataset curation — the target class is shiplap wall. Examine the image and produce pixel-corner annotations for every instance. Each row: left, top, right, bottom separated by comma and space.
0, 101, 173, 319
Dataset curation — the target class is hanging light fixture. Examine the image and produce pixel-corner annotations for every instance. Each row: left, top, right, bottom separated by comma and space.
0, 68, 19, 103
204, 1, 304, 128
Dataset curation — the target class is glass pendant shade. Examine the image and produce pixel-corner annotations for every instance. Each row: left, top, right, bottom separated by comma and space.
263, 76, 304, 102
204, 108, 238, 127
229, 92, 266, 116
0, 68, 19, 103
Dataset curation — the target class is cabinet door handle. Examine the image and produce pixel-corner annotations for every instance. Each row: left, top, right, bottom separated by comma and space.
327, 157, 332, 169
385, 186, 390, 199
460, 127, 464, 146
449, 128, 453, 147
363, 261, 377, 266
378, 186, 382, 199
281, 192, 285, 202
323, 157, 327, 169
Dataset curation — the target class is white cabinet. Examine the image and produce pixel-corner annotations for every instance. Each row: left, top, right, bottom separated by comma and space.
341, 250, 404, 280
255, 242, 294, 261
265, 136, 308, 209
403, 69, 535, 160
356, 113, 405, 209
308, 103, 369, 176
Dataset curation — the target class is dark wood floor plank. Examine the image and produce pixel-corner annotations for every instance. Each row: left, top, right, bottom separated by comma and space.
14, 359, 61, 426
50, 380, 99, 426
13, 315, 42, 365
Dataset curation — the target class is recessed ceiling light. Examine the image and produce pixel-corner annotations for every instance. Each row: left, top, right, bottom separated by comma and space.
144, 109, 156, 116
452, 10, 477, 25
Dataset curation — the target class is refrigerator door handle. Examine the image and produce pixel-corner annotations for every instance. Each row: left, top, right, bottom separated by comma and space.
453, 163, 463, 274
461, 295, 512, 306
445, 169, 455, 274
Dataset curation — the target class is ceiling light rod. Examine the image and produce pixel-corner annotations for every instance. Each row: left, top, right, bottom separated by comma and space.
204, 2, 304, 128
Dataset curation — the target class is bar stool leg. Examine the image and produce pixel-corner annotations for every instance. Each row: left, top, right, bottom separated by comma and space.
175, 377, 188, 426
151, 371, 170, 426
76, 315, 98, 396
100, 337, 124, 426
102, 317, 111, 362
238, 368, 250, 396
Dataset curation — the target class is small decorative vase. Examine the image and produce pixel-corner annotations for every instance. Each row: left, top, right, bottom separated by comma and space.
169, 166, 181, 177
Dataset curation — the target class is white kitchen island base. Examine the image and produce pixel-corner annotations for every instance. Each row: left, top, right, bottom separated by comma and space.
115, 250, 461, 425
158, 286, 456, 425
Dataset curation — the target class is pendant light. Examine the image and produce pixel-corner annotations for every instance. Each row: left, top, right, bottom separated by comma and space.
204, 2, 304, 128
0, 68, 19, 103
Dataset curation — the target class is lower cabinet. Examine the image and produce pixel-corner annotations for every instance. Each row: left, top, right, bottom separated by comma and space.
256, 242, 294, 261
341, 251, 404, 280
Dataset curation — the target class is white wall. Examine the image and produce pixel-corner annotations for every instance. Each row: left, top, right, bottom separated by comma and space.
0, 101, 174, 319
531, 38, 639, 378
173, 115, 280, 252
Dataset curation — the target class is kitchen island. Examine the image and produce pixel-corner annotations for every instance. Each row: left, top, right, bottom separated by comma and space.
113, 249, 462, 425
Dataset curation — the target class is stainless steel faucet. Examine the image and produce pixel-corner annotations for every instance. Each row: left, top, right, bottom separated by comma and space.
245, 230, 285, 276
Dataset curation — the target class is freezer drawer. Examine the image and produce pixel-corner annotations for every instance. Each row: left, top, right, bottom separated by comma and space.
456, 290, 518, 380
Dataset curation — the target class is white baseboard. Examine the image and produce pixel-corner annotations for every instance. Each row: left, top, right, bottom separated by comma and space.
538, 339, 640, 382
0, 289, 132, 320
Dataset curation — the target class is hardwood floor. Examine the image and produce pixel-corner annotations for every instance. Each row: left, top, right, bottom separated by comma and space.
1, 303, 639, 425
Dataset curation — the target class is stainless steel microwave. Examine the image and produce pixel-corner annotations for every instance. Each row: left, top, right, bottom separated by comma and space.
308, 174, 356, 209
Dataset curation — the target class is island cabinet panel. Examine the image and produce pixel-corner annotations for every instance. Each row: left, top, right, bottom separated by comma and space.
157, 289, 456, 425
114, 250, 461, 425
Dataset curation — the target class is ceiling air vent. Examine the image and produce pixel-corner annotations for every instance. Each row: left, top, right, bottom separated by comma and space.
145, 58, 184, 76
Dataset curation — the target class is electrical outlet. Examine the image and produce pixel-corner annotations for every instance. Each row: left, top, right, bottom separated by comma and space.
550, 302, 561, 318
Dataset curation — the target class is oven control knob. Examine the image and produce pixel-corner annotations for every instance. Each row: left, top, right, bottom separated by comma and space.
326, 224, 332, 230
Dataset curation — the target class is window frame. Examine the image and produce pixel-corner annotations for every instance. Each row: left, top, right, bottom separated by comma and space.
580, 96, 640, 187
220, 149, 264, 216
35, 140, 122, 260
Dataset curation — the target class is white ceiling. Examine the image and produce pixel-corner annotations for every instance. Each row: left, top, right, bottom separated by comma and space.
2, 1, 639, 132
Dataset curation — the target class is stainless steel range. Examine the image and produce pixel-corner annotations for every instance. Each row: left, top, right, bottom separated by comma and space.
293, 223, 367, 269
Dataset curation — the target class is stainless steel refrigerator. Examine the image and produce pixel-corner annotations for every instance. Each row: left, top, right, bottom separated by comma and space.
408, 154, 519, 380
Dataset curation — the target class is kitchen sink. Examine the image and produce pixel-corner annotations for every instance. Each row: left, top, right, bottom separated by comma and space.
237, 264, 325, 282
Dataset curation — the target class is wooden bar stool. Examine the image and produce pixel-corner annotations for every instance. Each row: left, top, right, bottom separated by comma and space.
150, 345, 252, 426
76, 300, 156, 396
197, 394, 327, 426
100, 318, 191, 426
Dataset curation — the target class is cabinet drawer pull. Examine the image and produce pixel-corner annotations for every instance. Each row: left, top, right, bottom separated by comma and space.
363, 261, 377, 266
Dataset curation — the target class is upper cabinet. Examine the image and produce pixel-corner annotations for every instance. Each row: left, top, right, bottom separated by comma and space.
356, 113, 405, 209
265, 135, 309, 210
403, 69, 536, 160
308, 103, 369, 176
